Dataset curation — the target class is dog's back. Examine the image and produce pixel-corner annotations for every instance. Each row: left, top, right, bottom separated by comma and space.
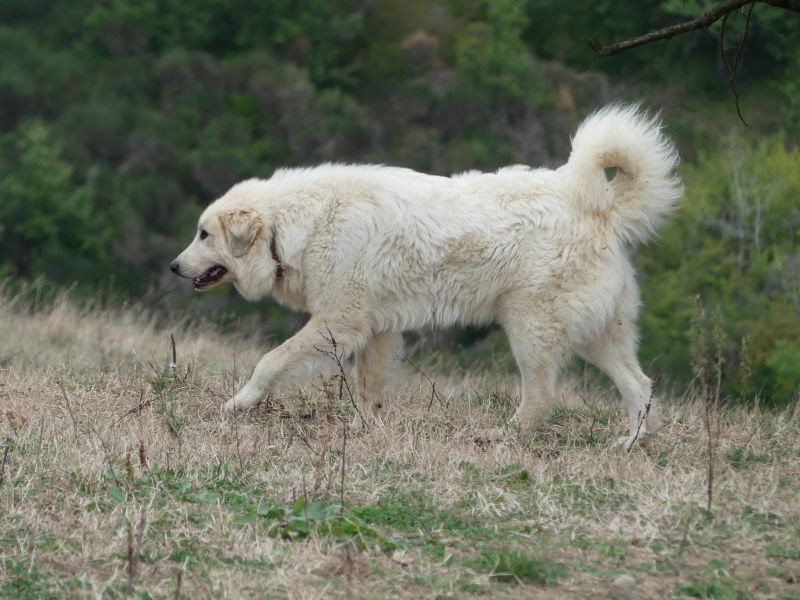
282, 106, 681, 335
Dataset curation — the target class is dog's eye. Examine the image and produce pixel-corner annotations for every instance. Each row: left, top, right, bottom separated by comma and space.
199, 229, 209, 240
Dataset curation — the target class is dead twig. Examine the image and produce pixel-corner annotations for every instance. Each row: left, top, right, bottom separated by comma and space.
232, 414, 245, 483
115, 388, 153, 426
743, 421, 760, 448
310, 383, 337, 499
627, 403, 651, 452
280, 428, 296, 458
403, 355, 451, 420
58, 379, 79, 438
126, 518, 135, 596
292, 423, 316, 453
0, 442, 10, 485
576, 391, 600, 443
139, 440, 157, 485
91, 425, 125, 490
5, 411, 25, 438
136, 506, 147, 559
314, 328, 367, 429
719, 2, 755, 125
626, 373, 662, 452
339, 422, 347, 516
173, 569, 183, 600
704, 363, 717, 511
170, 333, 177, 374
34, 415, 46, 473
126, 505, 147, 597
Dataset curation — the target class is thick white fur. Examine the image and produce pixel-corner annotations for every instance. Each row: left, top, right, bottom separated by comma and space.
172, 104, 682, 447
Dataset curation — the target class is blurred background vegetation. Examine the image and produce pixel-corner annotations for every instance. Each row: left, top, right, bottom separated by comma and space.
1, 0, 798, 404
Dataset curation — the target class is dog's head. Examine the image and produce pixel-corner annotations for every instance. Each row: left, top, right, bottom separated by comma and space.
170, 183, 283, 301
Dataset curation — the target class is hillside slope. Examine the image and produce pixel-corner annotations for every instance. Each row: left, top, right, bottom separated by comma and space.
1, 295, 799, 598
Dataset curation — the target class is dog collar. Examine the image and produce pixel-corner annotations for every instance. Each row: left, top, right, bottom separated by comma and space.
270, 231, 284, 280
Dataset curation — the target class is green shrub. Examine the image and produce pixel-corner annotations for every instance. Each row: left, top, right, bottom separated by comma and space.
639, 135, 800, 405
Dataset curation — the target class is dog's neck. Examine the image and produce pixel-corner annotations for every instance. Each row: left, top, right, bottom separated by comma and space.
270, 229, 284, 280
267, 224, 308, 311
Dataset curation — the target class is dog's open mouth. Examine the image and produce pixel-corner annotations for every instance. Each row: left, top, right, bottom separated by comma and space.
193, 265, 227, 290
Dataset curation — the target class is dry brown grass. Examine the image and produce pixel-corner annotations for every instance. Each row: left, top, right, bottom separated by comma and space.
1, 293, 799, 598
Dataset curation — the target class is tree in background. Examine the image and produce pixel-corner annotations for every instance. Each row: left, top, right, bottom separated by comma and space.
640, 135, 800, 402
0, 122, 118, 282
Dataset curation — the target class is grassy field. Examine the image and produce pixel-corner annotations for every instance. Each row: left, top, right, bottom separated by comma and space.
1, 293, 798, 599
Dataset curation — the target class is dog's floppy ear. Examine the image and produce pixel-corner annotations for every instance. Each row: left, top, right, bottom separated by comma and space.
219, 210, 263, 257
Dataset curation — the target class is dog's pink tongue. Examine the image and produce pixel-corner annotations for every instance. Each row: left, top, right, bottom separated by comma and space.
210, 266, 223, 278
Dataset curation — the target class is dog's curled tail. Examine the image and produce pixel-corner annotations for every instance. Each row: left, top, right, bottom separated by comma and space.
566, 104, 683, 244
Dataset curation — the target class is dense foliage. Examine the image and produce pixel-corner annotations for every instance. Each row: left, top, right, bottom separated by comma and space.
1, 1, 798, 403
641, 136, 800, 402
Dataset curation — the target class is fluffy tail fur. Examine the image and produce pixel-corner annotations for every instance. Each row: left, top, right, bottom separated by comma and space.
566, 104, 683, 244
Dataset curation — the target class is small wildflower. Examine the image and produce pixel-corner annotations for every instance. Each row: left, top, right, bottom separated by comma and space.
169, 361, 177, 371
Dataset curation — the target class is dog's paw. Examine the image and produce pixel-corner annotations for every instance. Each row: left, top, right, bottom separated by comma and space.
616, 433, 653, 451
350, 411, 383, 431
472, 423, 530, 446
512, 407, 552, 433
223, 389, 260, 413
473, 426, 507, 442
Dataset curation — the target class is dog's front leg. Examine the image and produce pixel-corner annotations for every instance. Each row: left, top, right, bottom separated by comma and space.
223, 317, 369, 412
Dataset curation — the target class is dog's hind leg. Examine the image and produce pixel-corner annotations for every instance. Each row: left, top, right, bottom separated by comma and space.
499, 298, 568, 434
354, 330, 404, 426
577, 294, 659, 450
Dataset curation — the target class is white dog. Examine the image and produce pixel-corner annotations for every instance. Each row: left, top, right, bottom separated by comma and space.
171, 105, 682, 447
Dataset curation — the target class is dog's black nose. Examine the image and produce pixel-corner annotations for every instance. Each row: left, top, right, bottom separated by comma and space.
170, 260, 180, 275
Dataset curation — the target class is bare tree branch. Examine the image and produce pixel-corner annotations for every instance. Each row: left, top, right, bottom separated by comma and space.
763, 0, 800, 11
720, 2, 756, 125
587, 0, 798, 57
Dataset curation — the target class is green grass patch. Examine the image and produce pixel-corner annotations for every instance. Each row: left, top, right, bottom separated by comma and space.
1, 560, 80, 598
766, 541, 800, 560
727, 447, 771, 470
679, 578, 749, 599
469, 549, 568, 586
548, 475, 630, 515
